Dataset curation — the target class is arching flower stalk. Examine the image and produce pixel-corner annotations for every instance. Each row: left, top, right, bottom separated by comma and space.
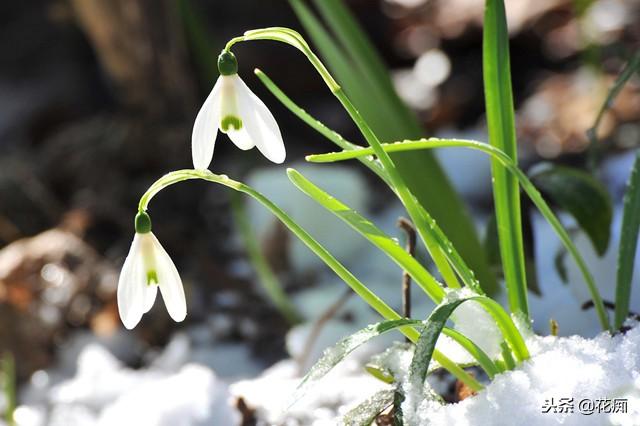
117, 211, 187, 329
191, 50, 286, 169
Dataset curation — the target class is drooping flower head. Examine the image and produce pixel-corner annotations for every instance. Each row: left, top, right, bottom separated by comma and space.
191, 50, 286, 170
117, 211, 186, 329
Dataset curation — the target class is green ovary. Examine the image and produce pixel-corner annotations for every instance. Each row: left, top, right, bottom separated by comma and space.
146, 270, 159, 285
221, 115, 243, 132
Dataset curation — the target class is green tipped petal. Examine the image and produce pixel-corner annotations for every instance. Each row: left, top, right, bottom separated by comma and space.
221, 115, 243, 132
146, 269, 159, 286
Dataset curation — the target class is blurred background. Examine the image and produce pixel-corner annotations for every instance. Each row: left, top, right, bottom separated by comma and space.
0, 0, 639, 424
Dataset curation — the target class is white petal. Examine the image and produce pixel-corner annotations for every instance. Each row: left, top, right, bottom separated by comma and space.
142, 281, 158, 313
227, 127, 255, 150
191, 77, 222, 170
117, 234, 147, 329
234, 76, 286, 163
151, 233, 187, 322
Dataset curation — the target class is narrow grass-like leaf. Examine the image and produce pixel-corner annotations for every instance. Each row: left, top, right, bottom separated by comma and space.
230, 193, 302, 324
138, 169, 481, 390
409, 292, 529, 400
288, 1, 498, 294
307, 138, 611, 331
615, 152, 640, 329
531, 165, 612, 256
440, 327, 499, 379
483, 0, 529, 316
342, 389, 395, 426
287, 168, 447, 302
500, 341, 516, 370
292, 319, 420, 407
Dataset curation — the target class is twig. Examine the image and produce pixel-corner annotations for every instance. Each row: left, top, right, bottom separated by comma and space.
397, 217, 416, 319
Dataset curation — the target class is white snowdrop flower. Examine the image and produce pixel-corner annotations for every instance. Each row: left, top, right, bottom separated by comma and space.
191, 50, 286, 169
117, 211, 186, 329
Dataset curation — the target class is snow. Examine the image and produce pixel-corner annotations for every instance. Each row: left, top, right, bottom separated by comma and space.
402, 323, 640, 426
15, 342, 240, 426
230, 358, 389, 425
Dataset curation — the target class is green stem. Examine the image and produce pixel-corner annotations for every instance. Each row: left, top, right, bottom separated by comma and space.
307, 138, 611, 331
138, 169, 483, 390
230, 193, 302, 325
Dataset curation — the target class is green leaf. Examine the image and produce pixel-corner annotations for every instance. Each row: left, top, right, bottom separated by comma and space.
306, 138, 611, 331
342, 389, 395, 426
483, 0, 529, 317
289, 0, 498, 295
440, 327, 500, 379
287, 167, 446, 303
409, 292, 529, 398
291, 319, 421, 407
615, 152, 640, 329
531, 165, 612, 256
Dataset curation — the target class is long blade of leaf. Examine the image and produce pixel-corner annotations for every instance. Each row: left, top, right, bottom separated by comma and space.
408, 293, 529, 401
615, 152, 640, 329
307, 138, 611, 331
292, 318, 420, 406
289, 0, 498, 295
440, 327, 499, 379
483, 0, 529, 316
287, 168, 447, 302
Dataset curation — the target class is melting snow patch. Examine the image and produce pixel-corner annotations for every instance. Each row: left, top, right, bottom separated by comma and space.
402, 323, 640, 425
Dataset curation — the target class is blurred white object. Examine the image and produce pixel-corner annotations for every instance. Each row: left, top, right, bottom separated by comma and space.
17, 343, 239, 426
